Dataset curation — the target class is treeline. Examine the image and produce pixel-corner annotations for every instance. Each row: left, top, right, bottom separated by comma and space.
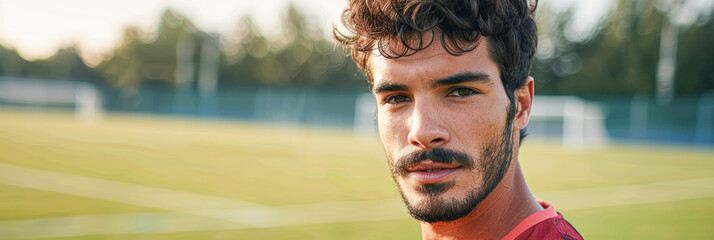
532, 0, 714, 97
0, 1, 712, 97
0, 5, 364, 95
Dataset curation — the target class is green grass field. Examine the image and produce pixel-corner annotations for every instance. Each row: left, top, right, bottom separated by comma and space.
1, 109, 713, 239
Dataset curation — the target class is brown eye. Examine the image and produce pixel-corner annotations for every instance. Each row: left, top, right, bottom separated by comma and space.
387, 95, 410, 104
449, 88, 476, 97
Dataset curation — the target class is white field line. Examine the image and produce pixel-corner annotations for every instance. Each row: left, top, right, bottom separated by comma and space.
0, 199, 409, 239
537, 177, 714, 211
1, 163, 714, 239
0, 163, 270, 226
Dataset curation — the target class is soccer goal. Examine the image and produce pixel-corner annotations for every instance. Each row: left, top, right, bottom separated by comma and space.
529, 96, 609, 150
0, 77, 102, 122
354, 92, 378, 138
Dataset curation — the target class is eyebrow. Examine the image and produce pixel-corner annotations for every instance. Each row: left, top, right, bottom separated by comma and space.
372, 71, 494, 94
431, 72, 494, 88
373, 82, 408, 94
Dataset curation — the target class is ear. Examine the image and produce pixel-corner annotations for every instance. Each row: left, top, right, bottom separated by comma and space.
514, 76, 535, 131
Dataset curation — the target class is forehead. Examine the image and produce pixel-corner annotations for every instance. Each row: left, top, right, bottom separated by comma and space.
369, 40, 501, 88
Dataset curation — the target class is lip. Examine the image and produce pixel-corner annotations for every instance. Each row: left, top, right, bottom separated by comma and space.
405, 160, 462, 184
408, 168, 460, 184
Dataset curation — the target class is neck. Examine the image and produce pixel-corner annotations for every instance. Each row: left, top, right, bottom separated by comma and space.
419, 161, 542, 240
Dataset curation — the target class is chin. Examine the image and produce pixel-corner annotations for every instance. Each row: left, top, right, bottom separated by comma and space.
400, 184, 481, 223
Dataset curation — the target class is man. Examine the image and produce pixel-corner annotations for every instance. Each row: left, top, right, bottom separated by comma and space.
334, 0, 582, 239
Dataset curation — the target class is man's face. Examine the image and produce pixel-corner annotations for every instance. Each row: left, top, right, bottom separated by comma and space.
371, 40, 517, 223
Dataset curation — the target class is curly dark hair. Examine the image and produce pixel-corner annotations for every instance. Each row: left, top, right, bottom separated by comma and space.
334, 0, 538, 142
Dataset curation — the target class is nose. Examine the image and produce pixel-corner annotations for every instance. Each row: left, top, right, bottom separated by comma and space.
407, 100, 450, 149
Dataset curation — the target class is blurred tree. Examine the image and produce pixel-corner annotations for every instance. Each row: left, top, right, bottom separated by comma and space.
675, 6, 714, 95
269, 3, 326, 85
136, 10, 197, 85
221, 4, 363, 87
274, 4, 363, 87
533, 0, 659, 96
32, 46, 102, 81
0, 45, 31, 76
221, 16, 271, 84
94, 26, 143, 93
0, 44, 99, 81
532, 0, 714, 97
95, 9, 198, 94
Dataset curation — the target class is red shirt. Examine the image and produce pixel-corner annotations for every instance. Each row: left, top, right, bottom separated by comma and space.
501, 199, 583, 240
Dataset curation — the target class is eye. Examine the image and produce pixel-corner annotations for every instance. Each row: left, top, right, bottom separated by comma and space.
448, 88, 477, 97
385, 95, 411, 104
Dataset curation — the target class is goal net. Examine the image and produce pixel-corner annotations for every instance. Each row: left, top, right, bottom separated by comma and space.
0, 77, 102, 122
529, 96, 609, 150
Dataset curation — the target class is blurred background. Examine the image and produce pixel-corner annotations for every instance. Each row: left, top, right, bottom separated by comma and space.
0, 0, 712, 239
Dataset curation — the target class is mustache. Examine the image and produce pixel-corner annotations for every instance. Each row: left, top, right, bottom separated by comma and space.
395, 147, 474, 175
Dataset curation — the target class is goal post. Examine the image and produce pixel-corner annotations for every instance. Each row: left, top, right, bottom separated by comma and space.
530, 96, 609, 150
354, 92, 377, 138
0, 77, 103, 122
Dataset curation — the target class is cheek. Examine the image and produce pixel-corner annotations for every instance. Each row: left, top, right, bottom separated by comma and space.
449, 104, 504, 143
377, 110, 404, 152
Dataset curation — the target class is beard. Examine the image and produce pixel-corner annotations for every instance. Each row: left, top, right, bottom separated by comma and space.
387, 103, 517, 223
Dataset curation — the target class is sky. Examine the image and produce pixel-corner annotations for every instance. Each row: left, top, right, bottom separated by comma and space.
0, 0, 347, 61
0, 0, 710, 62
